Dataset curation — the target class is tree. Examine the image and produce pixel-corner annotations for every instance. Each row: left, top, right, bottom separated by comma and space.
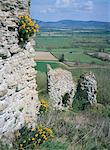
59, 54, 64, 62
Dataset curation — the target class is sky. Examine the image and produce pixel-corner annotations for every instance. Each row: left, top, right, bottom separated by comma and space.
30, 0, 110, 22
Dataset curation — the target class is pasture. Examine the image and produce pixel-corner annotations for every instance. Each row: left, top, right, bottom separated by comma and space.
34, 27, 110, 150
35, 28, 110, 105
35, 29, 110, 53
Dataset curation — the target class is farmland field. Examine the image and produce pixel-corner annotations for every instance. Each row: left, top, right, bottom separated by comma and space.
35, 28, 110, 105
35, 29, 110, 53
35, 28, 110, 66
34, 27, 110, 150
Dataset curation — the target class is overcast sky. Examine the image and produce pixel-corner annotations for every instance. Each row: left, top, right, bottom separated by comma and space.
30, 0, 110, 22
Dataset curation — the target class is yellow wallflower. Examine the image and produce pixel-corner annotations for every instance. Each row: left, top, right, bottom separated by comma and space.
35, 134, 38, 137
33, 29, 36, 33
28, 18, 31, 22
35, 24, 39, 29
26, 30, 28, 33
25, 15, 28, 19
29, 22, 34, 26
19, 16, 23, 19
31, 128, 34, 131
32, 138, 35, 141
22, 24, 26, 28
42, 134, 48, 140
44, 127, 53, 135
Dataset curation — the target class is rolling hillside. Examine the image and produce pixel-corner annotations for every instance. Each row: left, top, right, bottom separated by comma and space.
36, 20, 110, 30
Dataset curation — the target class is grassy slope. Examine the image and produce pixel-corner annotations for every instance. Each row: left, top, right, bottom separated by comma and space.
34, 29, 110, 150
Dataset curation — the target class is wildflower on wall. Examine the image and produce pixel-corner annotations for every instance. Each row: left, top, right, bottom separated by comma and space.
17, 15, 39, 47
14, 125, 54, 149
39, 99, 49, 114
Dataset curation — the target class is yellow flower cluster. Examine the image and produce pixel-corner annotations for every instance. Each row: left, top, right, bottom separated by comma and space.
18, 15, 39, 33
18, 15, 39, 44
37, 125, 54, 142
15, 125, 54, 149
39, 99, 49, 113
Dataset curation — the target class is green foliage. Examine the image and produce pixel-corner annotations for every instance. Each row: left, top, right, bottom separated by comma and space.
0, 142, 13, 150
18, 15, 39, 47
40, 140, 68, 150
14, 125, 54, 149
39, 99, 49, 114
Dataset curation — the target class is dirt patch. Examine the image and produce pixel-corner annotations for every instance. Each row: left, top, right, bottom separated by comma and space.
34, 52, 58, 61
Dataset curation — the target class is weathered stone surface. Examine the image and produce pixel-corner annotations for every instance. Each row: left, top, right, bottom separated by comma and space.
0, 48, 11, 58
0, 82, 8, 97
47, 65, 76, 110
77, 72, 97, 105
0, 0, 39, 141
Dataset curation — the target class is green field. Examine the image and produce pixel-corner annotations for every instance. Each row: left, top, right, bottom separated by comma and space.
35, 28, 110, 103
35, 29, 110, 67
36, 61, 66, 72
35, 29, 110, 52
35, 61, 67, 93
52, 52, 110, 65
35, 60, 110, 106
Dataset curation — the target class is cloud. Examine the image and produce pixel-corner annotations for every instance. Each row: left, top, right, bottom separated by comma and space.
55, 0, 72, 8
55, 0, 94, 11
40, 8, 55, 14
83, 1, 94, 11
40, 0, 94, 15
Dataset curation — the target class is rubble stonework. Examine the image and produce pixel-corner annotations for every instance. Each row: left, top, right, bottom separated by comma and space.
77, 72, 97, 105
47, 65, 76, 110
0, 0, 39, 140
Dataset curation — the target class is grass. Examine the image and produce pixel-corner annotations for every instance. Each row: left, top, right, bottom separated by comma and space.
35, 30, 110, 52
36, 61, 110, 106
71, 68, 110, 105
52, 52, 110, 65
37, 109, 110, 150
39, 140, 68, 150
36, 61, 59, 72
35, 36, 73, 50
35, 61, 67, 97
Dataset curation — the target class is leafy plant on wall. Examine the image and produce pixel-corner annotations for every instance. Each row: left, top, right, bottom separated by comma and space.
17, 15, 39, 48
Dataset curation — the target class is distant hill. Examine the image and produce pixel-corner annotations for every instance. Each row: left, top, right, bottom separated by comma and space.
36, 20, 110, 30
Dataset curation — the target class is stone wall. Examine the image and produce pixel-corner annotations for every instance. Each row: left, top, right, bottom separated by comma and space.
77, 72, 97, 105
47, 65, 76, 110
0, 0, 39, 141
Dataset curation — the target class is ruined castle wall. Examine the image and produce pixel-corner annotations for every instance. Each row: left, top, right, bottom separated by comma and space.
0, 0, 39, 140
47, 65, 76, 110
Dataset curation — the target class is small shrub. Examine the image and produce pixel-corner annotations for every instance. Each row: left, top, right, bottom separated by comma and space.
17, 15, 39, 46
39, 99, 49, 114
14, 125, 54, 149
